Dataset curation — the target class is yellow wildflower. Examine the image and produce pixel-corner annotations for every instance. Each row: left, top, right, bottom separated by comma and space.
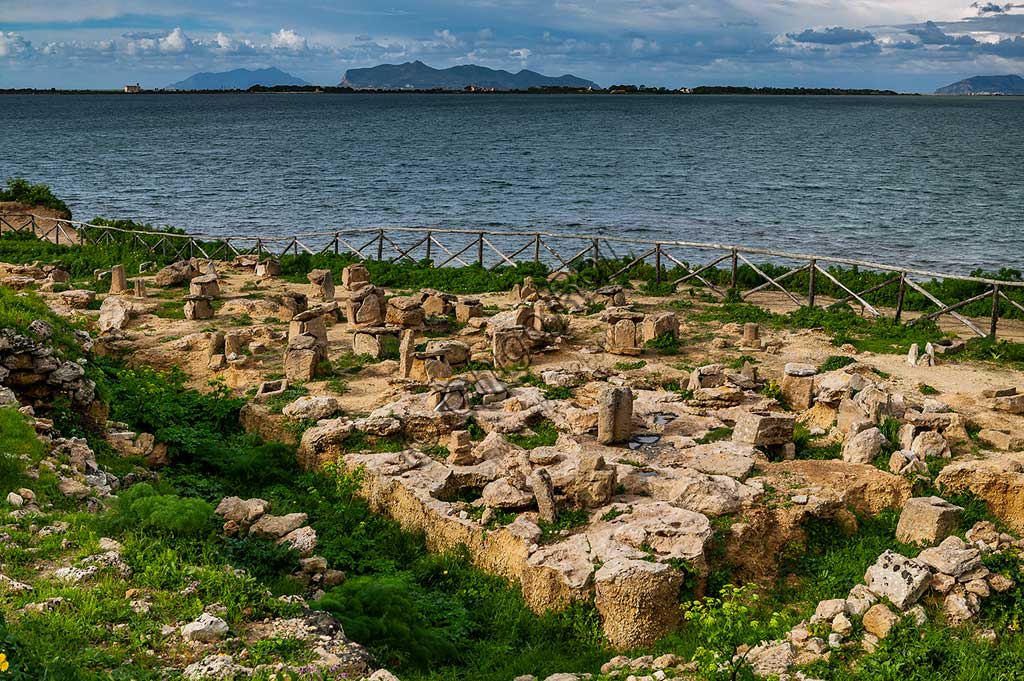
0, 651, 9, 672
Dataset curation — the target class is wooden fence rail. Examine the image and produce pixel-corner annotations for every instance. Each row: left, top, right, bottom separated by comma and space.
3, 213, 1023, 340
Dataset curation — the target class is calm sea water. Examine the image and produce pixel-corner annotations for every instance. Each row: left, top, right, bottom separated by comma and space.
2, 93, 1022, 273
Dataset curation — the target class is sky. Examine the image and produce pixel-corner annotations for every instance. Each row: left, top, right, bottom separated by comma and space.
2, 1, 1024, 91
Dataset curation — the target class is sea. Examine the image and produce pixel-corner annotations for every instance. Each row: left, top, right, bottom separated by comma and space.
2, 93, 1023, 274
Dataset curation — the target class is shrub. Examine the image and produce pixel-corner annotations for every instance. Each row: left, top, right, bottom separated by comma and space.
220, 536, 301, 582
681, 584, 786, 681
105, 483, 214, 537
316, 575, 460, 670
0, 178, 70, 216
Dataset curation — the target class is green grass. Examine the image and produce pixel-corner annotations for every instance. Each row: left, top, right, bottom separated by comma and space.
819, 355, 857, 373
695, 427, 733, 445
613, 360, 647, 371
0, 409, 46, 496
506, 419, 559, 449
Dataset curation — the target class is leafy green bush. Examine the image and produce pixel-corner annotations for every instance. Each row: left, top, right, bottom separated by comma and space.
104, 483, 214, 537
681, 584, 786, 681
94, 364, 244, 462
220, 536, 301, 582
316, 574, 461, 670
0, 178, 70, 215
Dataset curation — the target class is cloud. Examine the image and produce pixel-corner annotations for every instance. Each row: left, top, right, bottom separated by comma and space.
787, 26, 876, 44
0, 32, 33, 58
907, 21, 978, 45
971, 2, 1015, 14
270, 28, 307, 51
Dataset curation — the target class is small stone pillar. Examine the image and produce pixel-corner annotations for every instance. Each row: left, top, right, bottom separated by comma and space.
109, 265, 128, 294
184, 295, 214, 320
255, 259, 281, 278
341, 263, 371, 291
598, 386, 633, 445
351, 326, 401, 359
398, 329, 416, 378
347, 286, 386, 328
289, 308, 329, 346
307, 269, 336, 302
602, 308, 644, 356
386, 296, 426, 329
279, 291, 308, 320
133, 279, 147, 298
595, 285, 627, 307
224, 331, 248, 359
285, 333, 327, 381
510, 277, 539, 303
529, 468, 557, 522
492, 325, 529, 369
640, 312, 679, 344
189, 274, 220, 298
781, 362, 817, 411
742, 323, 761, 348
455, 298, 485, 324
411, 350, 454, 382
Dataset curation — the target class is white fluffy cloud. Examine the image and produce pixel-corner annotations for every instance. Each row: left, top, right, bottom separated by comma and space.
0, 31, 33, 58
270, 28, 308, 51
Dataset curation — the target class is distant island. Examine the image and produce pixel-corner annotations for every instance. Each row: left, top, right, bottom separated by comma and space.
339, 60, 599, 91
166, 67, 309, 91
935, 74, 1024, 95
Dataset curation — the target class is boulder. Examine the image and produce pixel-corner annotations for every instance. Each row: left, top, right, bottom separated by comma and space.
282, 395, 340, 421
180, 613, 229, 642
863, 550, 930, 610
895, 496, 963, 546
154, 260, 196, 287
862, 603, 899, 639
732, 412, 794, 447
98, 296, 132, 333
916, 536, 982, 578
842, 427, 885, 464
249, 513, 309, 540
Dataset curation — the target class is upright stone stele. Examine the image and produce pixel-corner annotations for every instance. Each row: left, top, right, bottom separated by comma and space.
109, 264, 128, 294
133, 278, 147, 298
529, 468, 558, 523
398, 329, 416, 379
598, 386, 633, 445
307, 269, 336, 302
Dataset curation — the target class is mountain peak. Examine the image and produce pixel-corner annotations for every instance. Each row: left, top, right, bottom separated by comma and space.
340, 61, 599, 90
166, 67, 309, 91
935, 74, 1024, 95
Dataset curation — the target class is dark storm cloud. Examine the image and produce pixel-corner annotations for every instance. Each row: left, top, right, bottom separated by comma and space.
786, 26, 875, 44
907, 21, 978, 45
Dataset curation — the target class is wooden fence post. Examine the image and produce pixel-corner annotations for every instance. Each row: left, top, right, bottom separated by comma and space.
808, 259, 816, 308
592, 238, 600, 264
655, 244, 662, 284
425, 231, 432, 263
377, 230, 384, 261
730, 249, 738, 290
477, 232, 484, 266
991, 284, 1001, 339
534, 234, 541, 263
895, 272, 907, 323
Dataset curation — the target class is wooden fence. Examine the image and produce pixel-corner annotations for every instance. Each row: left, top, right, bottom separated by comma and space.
4, 213, 1024, 340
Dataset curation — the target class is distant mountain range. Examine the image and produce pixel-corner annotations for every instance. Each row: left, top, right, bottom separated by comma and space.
935, 74, 1024, 95
166, 67, 309, 90
339, 60, 599, 90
